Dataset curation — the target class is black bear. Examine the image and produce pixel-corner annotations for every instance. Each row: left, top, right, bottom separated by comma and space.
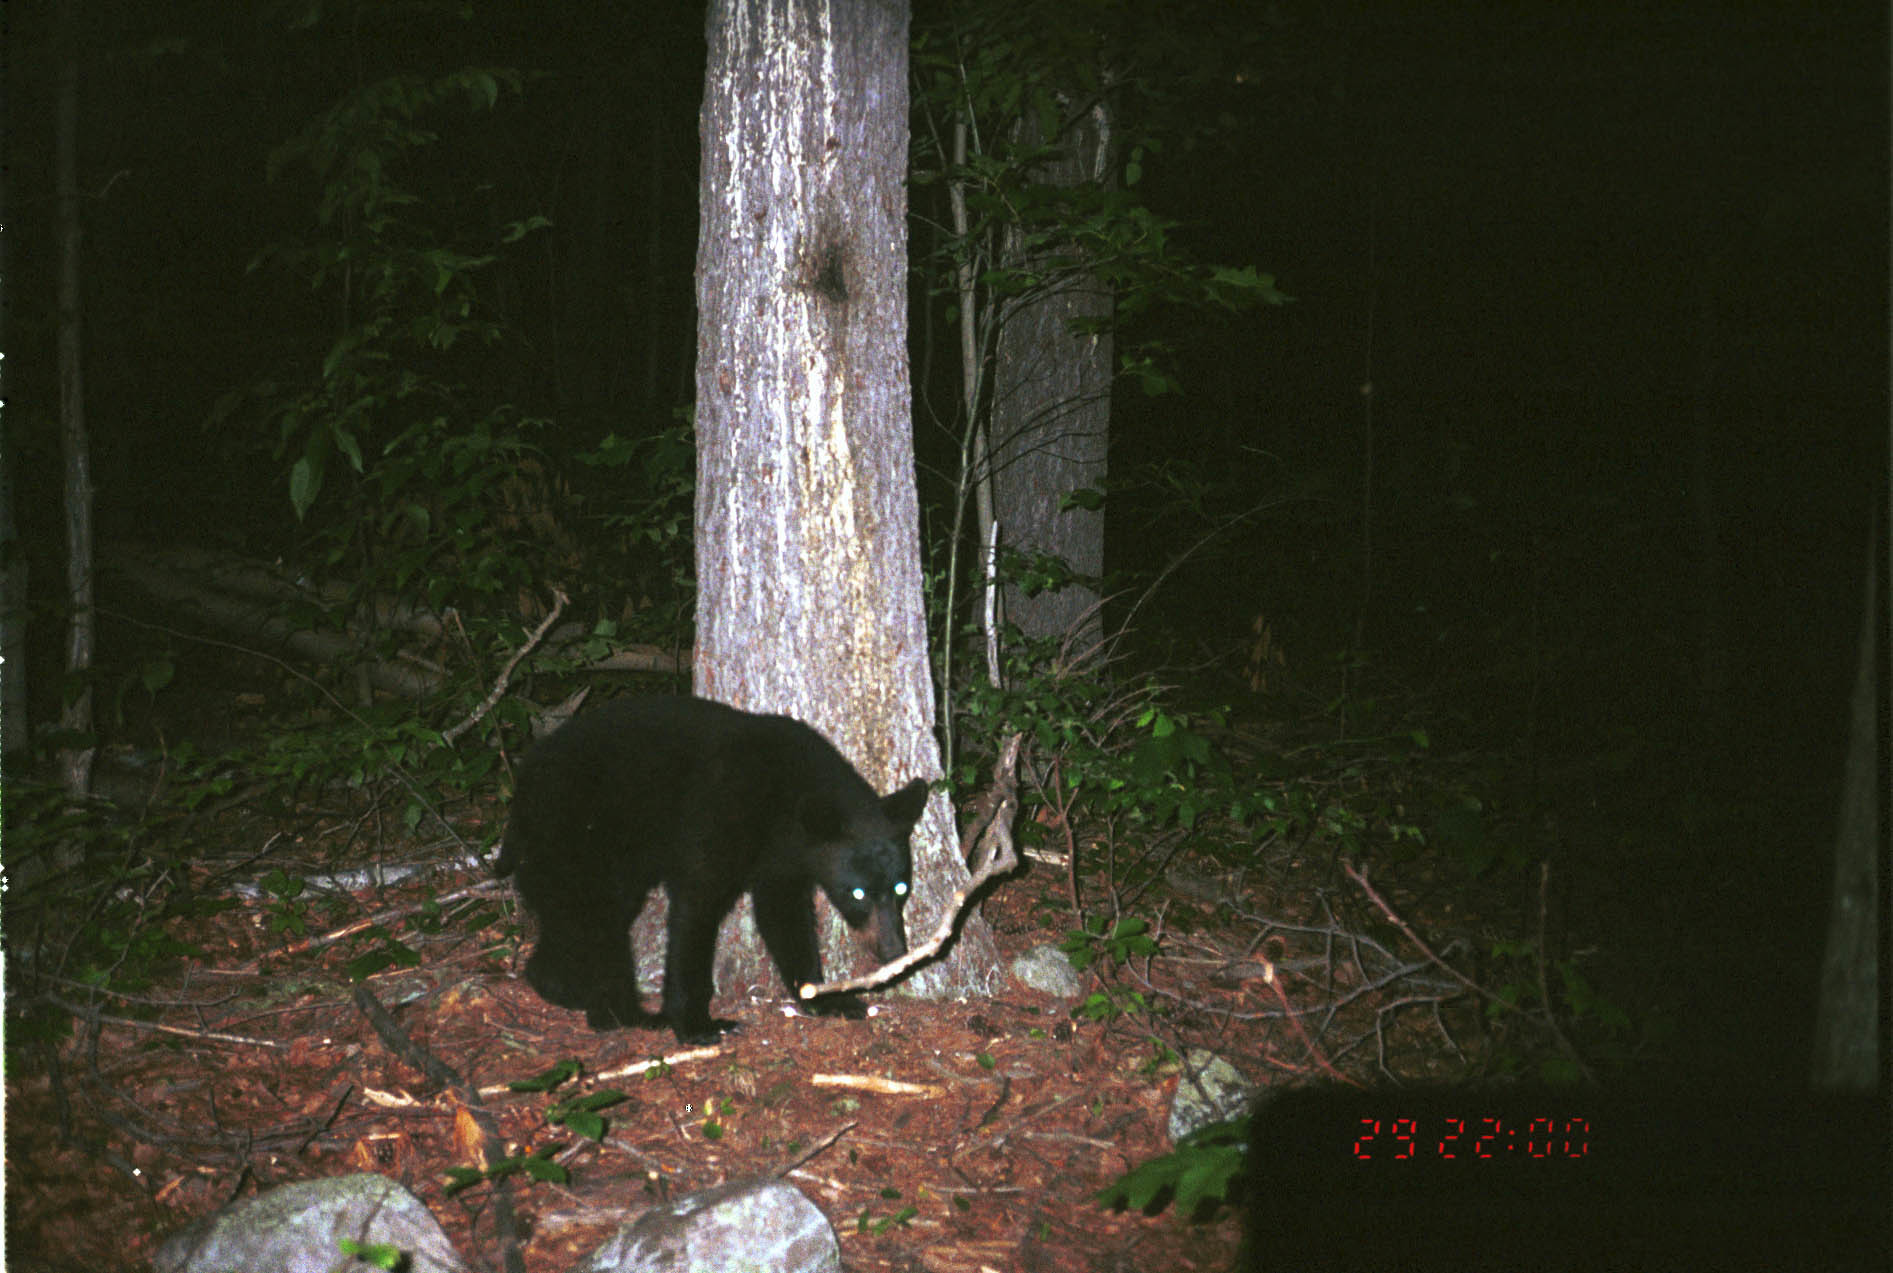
495, 695, 929, 1044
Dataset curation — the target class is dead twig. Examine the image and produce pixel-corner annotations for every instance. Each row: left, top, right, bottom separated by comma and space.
228, 879, 509, 972
352, 985, 525, 1273
769, 1121, 856, 1178
41, 996, 284, 1050
441, 588, 567, 745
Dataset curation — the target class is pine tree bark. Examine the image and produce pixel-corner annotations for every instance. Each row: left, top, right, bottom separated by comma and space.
690, 0, 1000, 1003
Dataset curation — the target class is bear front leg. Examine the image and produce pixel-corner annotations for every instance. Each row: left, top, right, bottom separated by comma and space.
754, 888, 868, 1019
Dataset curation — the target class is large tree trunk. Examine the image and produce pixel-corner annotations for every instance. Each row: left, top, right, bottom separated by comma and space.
989, 101, 1112, 651
692, 0, 1000, 1003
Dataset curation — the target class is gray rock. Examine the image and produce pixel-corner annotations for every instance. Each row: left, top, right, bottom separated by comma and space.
576, 1177, 839, 1273
1167, 1048, 1256, 1142
1010, 943, 1085, 998
153, 1173, 469, 1273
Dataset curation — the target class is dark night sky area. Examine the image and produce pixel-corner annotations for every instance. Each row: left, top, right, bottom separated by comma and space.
5, 1, 1887, 1085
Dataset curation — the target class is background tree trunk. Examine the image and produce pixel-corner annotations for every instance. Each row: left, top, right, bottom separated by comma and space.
56, 4, 97, 804
989, 100, 1112, 651
0, 190, 23, 762
692, 0, 1000, 1003
1809, 520, 1882, 1092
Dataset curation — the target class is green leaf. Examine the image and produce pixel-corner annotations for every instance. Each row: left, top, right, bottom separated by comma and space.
466, 70, 500, 111
345, 951, 396, 982
560, 1111, 604, 1140
509, 1060, 581, 1093
523, 1155, 568, 1184
289, 456, 319, 520
337, 1238, 407, 1269
1059, 486, 1105, 512
442, 1166, 485, 1195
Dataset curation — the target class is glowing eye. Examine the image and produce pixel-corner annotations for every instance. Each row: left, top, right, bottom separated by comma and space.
851, 887, 866, 901
894, 882, 908, 897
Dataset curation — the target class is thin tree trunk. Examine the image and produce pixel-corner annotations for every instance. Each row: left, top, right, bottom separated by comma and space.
0, 174, 24, 762
692, 0, 999, 1001
57, 6, 97, 804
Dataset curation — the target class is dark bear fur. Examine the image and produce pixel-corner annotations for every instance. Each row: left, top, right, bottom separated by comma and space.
495, 695, 928, 1043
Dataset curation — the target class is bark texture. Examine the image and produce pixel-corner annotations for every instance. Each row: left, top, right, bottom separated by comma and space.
691, 0, 1000, 1002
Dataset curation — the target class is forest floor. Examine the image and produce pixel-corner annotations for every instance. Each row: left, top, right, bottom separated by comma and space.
5, 721, 1514, 1273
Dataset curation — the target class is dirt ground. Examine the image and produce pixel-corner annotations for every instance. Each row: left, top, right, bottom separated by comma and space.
4, 768, 1496, 1273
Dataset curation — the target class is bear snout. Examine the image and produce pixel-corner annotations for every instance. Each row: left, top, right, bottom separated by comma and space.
852, 900, 907, 965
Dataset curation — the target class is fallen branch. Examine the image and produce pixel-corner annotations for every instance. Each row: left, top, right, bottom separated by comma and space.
808, 1074, 942, 1097
472, 1046, 726, 1099
797, 733, 1022, 1002
353, 986, 524, 1273
769, 1121, 855, 1177
41, 996, 284, 1050
441, 589, 567, 745
226, 880, 509, 973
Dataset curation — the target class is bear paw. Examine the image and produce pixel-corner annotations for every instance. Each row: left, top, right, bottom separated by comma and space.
672, 1016, 742, 1045
803, 992, 869, 1020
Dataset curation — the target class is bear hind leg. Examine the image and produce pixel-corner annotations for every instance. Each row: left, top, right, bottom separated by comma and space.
521, 897, 652, 1030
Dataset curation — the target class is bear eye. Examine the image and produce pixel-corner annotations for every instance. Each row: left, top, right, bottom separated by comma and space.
894, 882, 908, 897
851, 887, 866, 901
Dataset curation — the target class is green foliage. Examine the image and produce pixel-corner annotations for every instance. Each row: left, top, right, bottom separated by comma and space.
504, 1060, 628, 1142
1060, 915, 1157, 974
259, 868, 311, 936
699, 1096, 737, 1141
549, 1088, 629, 1142
911, 0, 1291, 399
856, 1188, 921, 1234
1058, 916, 1160, 1021
1097, 1117, 1246, 1217
1, 781, 223, 1061
913, 1, 1292, 767
225, 51, 555, 616
1479, 940, 1637, 1081
232, 695, 499, 836
342, 925, 422, 981
953, 633, 1231, 835
444, 1061, 627, 1196
443, 1142, 566, 1195
507, 1060, 582, 1093
576, 418, 699, 643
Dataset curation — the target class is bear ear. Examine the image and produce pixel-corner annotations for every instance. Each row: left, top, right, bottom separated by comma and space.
881, 778, 930, 831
